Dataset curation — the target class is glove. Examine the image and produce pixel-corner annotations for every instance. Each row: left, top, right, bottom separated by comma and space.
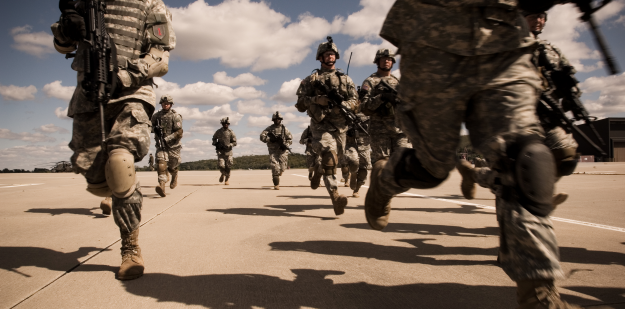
328, 88, 344, 105
380, 92, 397, 103
60, 9, 86, 41
269, 134, 278, 143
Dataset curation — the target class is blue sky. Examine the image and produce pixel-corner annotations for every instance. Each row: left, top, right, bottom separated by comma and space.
1, 0, 625, 170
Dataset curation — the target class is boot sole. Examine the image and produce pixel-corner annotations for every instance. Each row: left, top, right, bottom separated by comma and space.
364, 160, 390, 230
333, 195, 347, 215
100, 205, 111, 216
155, 186, 166, 197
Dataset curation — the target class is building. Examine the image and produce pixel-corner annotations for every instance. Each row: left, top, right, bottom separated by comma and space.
574, 117, 625, 162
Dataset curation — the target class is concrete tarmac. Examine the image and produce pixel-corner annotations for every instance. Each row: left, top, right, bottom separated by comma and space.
1, 162, 624, 308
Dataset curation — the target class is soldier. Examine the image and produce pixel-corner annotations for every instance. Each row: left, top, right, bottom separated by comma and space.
365, 1, 581, 307
299, 126, 316, 180
152, 94, 183, 197
260, 112, 293, 190
52, 0, 175, 280
148, 153, 155, 171
343, 112, 371, 198
457, 10, 579, 207
212, 117, 237, 185
295, 36, 358, 215
361, 49, 411, 164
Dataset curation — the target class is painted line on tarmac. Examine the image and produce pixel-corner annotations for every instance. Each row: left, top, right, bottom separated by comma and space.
0, 183, 43, 189
292, 174, 625, 233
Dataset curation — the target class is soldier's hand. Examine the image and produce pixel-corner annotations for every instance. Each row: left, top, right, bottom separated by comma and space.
316, 95, 329, 106
328, 88, 344, 105
175, 129, 183, 139
60, 9, 86, 41
381, 92, 397, 103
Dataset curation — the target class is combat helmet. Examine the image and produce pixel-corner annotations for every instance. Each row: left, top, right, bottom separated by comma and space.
272, 111, 283, 121
220, 117, 230, 125
316, 36, 340, 61
160, 94, 174, 105
373, 48, 396, 64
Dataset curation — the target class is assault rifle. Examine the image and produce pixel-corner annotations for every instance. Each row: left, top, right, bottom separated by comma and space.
154, 118, 168, 150
267, 131, 293, 154
213, 138, 226, 151
375, 79, 400, 117
312, 79, 370, 136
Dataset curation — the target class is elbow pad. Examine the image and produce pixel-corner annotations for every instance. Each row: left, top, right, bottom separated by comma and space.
145, 46, 169, 79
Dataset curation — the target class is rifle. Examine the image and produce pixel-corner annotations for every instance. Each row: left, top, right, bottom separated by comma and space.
154, 118, 168, 150
267, 131, 293, 154
375, 79, 400, 117
312, 79, 370, 136
213, 138, 226, 151
70, 0, 118, 148
572, 0, 620, 75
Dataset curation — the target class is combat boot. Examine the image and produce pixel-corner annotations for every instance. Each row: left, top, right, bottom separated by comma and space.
273, 175, 280, 190
330, 189, 348, 215
310, 168, 322, 190
170, 170, 178, 189
118, 229, 144, 280
516, 280, 582, 309
219, 173, 225, 183
100, 197, 112, 216
553, 193, 568, 208
352, 190, 360, 198
456, 159, 476, 199
224, 175, 230, 185
349, 171, 358, 190
365, 159, 393, 230
156, 181, 166, 197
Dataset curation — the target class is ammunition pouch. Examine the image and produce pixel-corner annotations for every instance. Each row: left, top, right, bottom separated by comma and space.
105, 149, 137, 199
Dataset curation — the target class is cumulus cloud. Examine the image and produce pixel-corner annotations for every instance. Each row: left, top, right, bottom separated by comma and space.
34, 124, 69, 134
247, 116, 272, 127
10, 25, 55, 58
0, 143, 72, 170
43, 81, 75, 101
0, 128, 56, 143
392, 68, 400, 78
177, 104, 244, 135
0, 83, 37, 101
213, 71, 267, 87
237, 99, 270, 115
153, 77, 265, 105
579, 72, 625, 116
282, 112, 309, 126
55, 107, 70, 120
170, 0, 342, 71
339, 0, 395, 39
342, 41, 396, 67
271, 78, 301, 103
233, 86, 265, 100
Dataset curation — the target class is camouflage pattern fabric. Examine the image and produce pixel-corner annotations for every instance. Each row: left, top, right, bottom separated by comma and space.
152, 109, 183, 150
155, 147, 180, 182
376, 1, 564, 282
344, 117, 372, 190
296, 67, 357, 195
213, 128, 237, 176
260, 124, 293, 176
299, 127, 316, 170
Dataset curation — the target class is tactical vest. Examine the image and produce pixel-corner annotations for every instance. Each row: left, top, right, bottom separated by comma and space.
104, 0, 149, 67
156, 110, 175, 136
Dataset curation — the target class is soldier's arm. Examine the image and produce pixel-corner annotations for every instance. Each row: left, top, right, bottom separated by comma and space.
117, 0, 176, 88
342, 77, 358, 111
212, 130, 218, 144
260, 128, 269, 143
284, 128, 293, 146
362, 79, 385, 112
164, 113, 183, 144
230, 130, 237, 147
50, 21, 77, 54
299, 128, 308, 145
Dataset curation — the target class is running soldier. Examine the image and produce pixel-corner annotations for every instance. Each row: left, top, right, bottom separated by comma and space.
343, 112, 371, 198
295, 37, 358, 215
299, 126, 316, 180
260, 112, 293, 190
361, 49, 411, 164
148, 153, 155, 171
212, 117, 237, 185
52, 0, 175, 280
152, 95, 183, 197
365, 1, 581, 307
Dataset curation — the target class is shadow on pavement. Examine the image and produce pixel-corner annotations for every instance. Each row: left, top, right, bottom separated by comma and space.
392, 204, 493, 215
341, 223, 499, 238
270, 239, 498, 266
121, 269, 617, 308
277, 195, 331, 199
208, 205, 338, 220
222, 187, 272, 190
0, 246, 114, 277
560, 246, 625, 267
24, 207, 108, 218
396, 194, 495, 201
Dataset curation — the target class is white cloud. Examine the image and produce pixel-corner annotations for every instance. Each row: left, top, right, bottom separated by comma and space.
237, 99, 270, 115
43, 81, 75, 101
233, 86, 265, 100
0, 128, 56, 143
247, 115, 272, 127
271, 78, 301, 103
176, 104, 244, 135
55, 107, 70, 120
35, 124, 69, 134
579, 72, 625, 116
0, 143, 72, 170
0, 83, 37, 101
339, 0, 395, 40
392, 68, 400, 78
169, 0, 341, 71
153, 77, 264, 105
213, 71, 267, 87
10, 25, 55, 58
343, 41, 397, 67
282, 112, 309, 126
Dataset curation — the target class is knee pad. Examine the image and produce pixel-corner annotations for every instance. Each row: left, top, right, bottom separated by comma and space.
393, 148, 447, 189
511, 140, 555, 217
552, 148, 579, 177
105, 148, 137, 198
157, 161, 168, 174
322, 151, 338, 175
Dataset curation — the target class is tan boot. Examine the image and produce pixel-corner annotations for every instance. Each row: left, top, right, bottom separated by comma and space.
365, 159, 392, 230
456, 159, 476, 199
224, 175, 230, 185
117, 229, 144, 281
553, 193, 568, 208
100, 197, 112, 216
352, 191, 360, 198
273, 176, 279, 190
219, 173, 224, 183
170, 170, 178, 189
155, 181, 166, 197
330, 189, 348, 215
516, 280, 581, 309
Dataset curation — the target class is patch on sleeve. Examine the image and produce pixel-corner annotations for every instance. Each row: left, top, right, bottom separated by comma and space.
362, 85, 370, 91
177, 122, 181, 128
153, 25, 165, 40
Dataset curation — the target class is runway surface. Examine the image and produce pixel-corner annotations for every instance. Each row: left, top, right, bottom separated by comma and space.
1, 162, 624, 308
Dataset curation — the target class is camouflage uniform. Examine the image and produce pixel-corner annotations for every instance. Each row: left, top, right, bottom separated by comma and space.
151, 106, 183, 186
260, 115, 293, 188
299, 126, 316, 179
52, 0, 175, 280
361, 73, 411, 163
344, 113, 371, 196
212, 126, 237, 179
148, 153, 154, 171
372, 0, 565, 287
